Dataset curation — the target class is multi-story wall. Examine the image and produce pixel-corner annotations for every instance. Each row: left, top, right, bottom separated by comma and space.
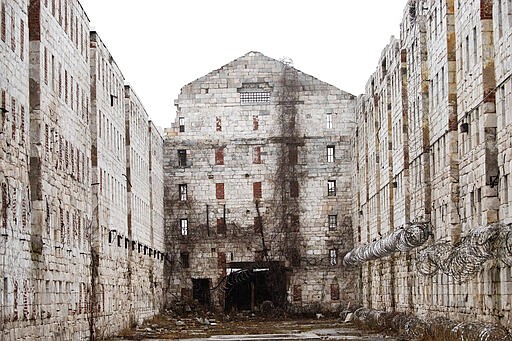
89, 31, 132, 337
0, 0, 31, 336
351, 0, 512, 329
1, 1, 165, 339
164, 51, 358, 313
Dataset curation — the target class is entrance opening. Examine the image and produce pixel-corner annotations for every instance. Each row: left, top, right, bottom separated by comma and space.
192, 278, 211, 308
224, 262, 286, 313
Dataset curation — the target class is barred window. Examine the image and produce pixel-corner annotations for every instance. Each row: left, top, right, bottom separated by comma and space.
327, 145, 335, 162
240, 92, 270, 104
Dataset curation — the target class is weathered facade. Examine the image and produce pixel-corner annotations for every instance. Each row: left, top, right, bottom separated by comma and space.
163, 52, 358, 313
0, 1, 165, 339
351, 0, 512, 330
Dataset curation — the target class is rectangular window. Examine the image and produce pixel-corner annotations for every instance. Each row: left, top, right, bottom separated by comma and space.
326, 113, 333, 129
290, 181, 299, 198
253, 182, 262, 199
253, 146, 261, 164
179, 117, 185, 132
472, 26, 478, 65
327, 145, 335, 162
240, 92, 270, 103
179, 184, 187, 201
217, 218, 226, 234
215, 147, 224, 165
328, 214, 337, 230
327, 180, 336, 196
180, 252, 189, 268
253, 115, 259, 130
289, 214, 299, 232
293, 285, 302, 302
329, 249, 337, 265
330, 283, 340, 301
216, 183, 225, 200
180, 219, 188, 236
178, 149, 187, 167
216, 116, 222, 131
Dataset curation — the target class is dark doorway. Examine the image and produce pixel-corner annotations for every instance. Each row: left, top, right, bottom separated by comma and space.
224, 263, 286, 313
192, 278, 211, 308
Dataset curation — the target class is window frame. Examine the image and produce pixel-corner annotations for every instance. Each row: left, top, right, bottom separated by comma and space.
327, 180, 336, 196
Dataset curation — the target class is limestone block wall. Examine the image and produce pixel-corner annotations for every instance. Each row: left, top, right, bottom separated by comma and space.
164, 51, 358, 313
0, 0, 32, 337
352, 0, 512, 329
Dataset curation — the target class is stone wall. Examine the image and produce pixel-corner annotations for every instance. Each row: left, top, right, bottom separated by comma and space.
352, 0, 512, 329
0, 1, 165, 339
163, 52, 358, 313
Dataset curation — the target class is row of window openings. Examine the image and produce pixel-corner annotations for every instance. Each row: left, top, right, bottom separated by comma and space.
178, 214, 338, 236
178, 180, 336, 202
177, 145, 337, 167
178, 113, 337, 133
107, 232, 165, 261
178, 249, 339, 269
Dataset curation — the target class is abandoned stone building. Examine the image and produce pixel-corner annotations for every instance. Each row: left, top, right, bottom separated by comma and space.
1, 0, 164, 339
350, 0, 512, 331
163, 51, 359, 313
2, 0, 512, 339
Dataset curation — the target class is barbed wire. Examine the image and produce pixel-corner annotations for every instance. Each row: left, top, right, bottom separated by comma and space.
343, 221, 431, 267
416, 223, 512, 282
352, 307, 512, 340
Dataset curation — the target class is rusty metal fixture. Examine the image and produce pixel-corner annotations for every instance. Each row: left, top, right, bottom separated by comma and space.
343, 221, 431, 267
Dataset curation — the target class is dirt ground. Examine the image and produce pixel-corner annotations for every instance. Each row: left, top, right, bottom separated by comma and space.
109, 312, 397, 340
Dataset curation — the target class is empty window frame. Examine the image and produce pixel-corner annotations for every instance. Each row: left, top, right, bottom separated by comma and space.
179, 184, 187, 201
178, 149, 187, 167
329, 249, 337, 265
179, 117, 185, 132
328, 214, 337, 230
327, 180, 336, 196
180, 219, 188, 236
327, 145, 335, 162
180, 252, 189, 268
215, 147, 224, 165
326, 113, 333, 129
240, 92, 270, 104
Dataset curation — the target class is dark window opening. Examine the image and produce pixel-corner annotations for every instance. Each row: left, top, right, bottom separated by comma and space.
216, 116, 222, 131
290, 181, 299, 198
216, 183, 225, 200
288, 145, 298, 165
178, 149, 187, 167
215, 147, 224, 165
179, 117, 185, 132
180, 252, 189, 268
253, 182, 262, 199
331, 283, 340, 301
293, 285, 302, 302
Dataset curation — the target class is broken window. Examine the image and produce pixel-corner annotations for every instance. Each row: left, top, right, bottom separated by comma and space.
180, 219, 188, 236
327, 180, 336, 196
179, 184, 187, 201
326, 113, 333, 129
215, 147, 224, 165
329, 249, 337, 265
178, 149, 187, 167
253, 146, 261, 164
327, 145, 335, 163
216, 183, 225, 200
240, 92, 270, 104
290, 181, 299, 198
328, 214, 337, 230
253, 182, 262, 199
179, 117, 185, 132
180, 252, 189, 268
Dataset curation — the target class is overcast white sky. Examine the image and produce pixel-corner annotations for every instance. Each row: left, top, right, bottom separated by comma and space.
79, 0, 407, 129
